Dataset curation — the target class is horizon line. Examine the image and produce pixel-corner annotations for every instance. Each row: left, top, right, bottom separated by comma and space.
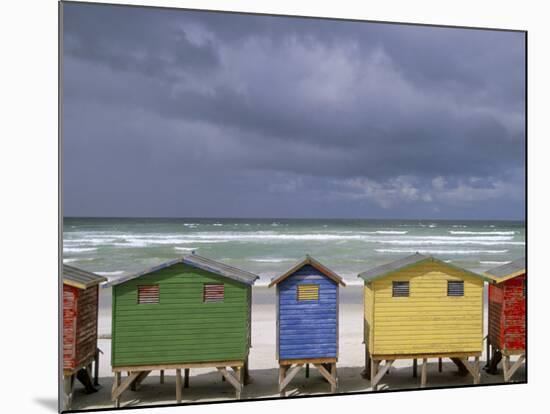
63, 216, 526, 222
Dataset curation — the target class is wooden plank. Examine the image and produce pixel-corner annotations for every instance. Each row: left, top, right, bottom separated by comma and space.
420, 358, 428, 388
371, 360, 393, 388
279, 364, 303, 392
134, 370, 151, 389
113, 360, 244, 372
112, 371, 140, 400
331, 363, 338, 393
279, 366, 287, 397
314, 363, 336, 387
503, 354, 525, 382
305, 363, 310, 378
175, 369, 182, 404
160, 369, 164, 384
438, 358, 442, 372
279, 358, 337, 365
413, 358, 417, 378
370, 359, 380, 391
63, 374, 74, 411
218, 367, 243, 395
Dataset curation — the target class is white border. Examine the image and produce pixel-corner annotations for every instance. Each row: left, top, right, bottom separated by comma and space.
1, 1, 548, 414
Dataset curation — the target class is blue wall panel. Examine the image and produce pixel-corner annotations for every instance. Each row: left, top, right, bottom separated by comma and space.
278, 265, 338, 360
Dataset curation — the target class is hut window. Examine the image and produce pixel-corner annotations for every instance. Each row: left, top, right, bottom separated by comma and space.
138, 285, 159, 304
447, 281, 464, 296
297, 284, 320, 301
203, 284, 224, 303
392, 281, 409, 297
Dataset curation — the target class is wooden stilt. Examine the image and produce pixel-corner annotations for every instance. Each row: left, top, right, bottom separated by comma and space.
236, 367, 243, 399
93, 349, 100, 386
176, 369, 182, 403
474, 356, 480, 384
305, 363, 310, 378
331, 363, 337, 393
438, 358, 442, 372
485, 338, 491, 368
217, 367, 243, 399
244, 358, 251, 385
63, 374, 74, 410
413, 358, 418, 378
184, 368, 190, 388
420, 358, 428, 388
114, 371, 121, 408
503, 354, 525, 382
160, 370, 164, 384
370, 359, 380, 391
362, 347, 371, 380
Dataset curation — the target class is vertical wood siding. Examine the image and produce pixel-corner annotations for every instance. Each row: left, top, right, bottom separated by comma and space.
368, 261, 484, 355
63, 284, 78, 370
502, 274, 526, 351
278, 265, 338, 360
112, 264, 250, 367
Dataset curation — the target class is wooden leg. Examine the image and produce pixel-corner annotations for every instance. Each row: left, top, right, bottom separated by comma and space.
114, 372, 121, 408
176, 369, 182, 404
502, 355, 510, 383
94, 350, 100, 386
413, 358, 418, 378
438, 358, 442, 373
330, 363, 337, 393
420, 358, 428, 388
305, 363, 310, 378
362, 347, 371, 380
370, 359, 379, 391
184, 368, 189, 388
474, 356, 480, 384
244, 358, 251, 385
279, 366, 288, 397
160, 370, 164, 384
63, 374, 74, 410
236, 367, 243, 399
485, 338, 491, 368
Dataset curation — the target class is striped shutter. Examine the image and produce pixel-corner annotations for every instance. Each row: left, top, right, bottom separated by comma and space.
138, 285, 159, 304
392, 281, 409, 297
204, 284, 224, 302
447, 281, 464, 296
297, 284, 319, 301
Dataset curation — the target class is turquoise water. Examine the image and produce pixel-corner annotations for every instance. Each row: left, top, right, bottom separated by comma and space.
63, 218, 525, 286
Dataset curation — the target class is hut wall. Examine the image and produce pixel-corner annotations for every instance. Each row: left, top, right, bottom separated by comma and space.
488, 283, 504, 350
75, 285, 99, 367
63, 284, 78, 370
277, 265, 338, 360
370, 261, 484, 356
502, 274, 526, 351
364, 282, 374, 351
112, 263, 250, 367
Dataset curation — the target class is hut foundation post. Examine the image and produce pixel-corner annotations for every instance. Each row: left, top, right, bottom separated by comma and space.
114, 371, 121, 408
160, 370, 164, 384
412, 358, 418, 378
93, 349, 100, 386
244, 358, 251, 385
474, 356, 480, 384
63, 374, 74, 410
438, 358, 443, 372
362, 347, 371, 380
184, 368, 190, 388
330, 363, 338, 393
305, 363, 310, 378
370, 359, 379, 391
485, 338, 491, 368
502, 353, 525, 382
175, 369, 182, 404
420, 358, 428, 388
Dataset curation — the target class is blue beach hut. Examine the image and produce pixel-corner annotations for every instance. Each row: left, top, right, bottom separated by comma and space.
269, 255, 346, 396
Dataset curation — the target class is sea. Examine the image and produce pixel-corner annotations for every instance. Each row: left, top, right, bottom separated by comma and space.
63, 218, 525, 286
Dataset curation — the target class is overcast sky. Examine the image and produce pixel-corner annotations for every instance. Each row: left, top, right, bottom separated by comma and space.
62, 3, 525, 220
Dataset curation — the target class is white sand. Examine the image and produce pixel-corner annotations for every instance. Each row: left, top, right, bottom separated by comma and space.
69, 287, 525, 410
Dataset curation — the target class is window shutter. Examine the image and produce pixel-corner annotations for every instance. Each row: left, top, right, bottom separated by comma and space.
447, 281, 464, 296
392, 281, 409, 297
204, 284, 224, 302
138, 285, 159, 304
297, 284, 319, 301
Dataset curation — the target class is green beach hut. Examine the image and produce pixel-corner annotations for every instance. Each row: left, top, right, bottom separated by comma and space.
106, 253, 259, 406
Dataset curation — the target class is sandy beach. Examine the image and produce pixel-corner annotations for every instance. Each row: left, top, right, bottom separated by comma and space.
68, 286, 525, 410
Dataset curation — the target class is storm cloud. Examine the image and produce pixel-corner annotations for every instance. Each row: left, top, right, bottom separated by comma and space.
62, 3, 525, 219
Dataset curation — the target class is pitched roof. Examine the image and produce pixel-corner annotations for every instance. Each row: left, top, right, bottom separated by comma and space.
63, 265, 107, 289
358, 253, 489, 282
269, 255, 346, 287
105, 254, 259, 287
485, 257, 526, 283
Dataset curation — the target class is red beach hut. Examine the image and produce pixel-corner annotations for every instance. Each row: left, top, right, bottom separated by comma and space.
63, 265, 107, 409
485, 257, 526, 382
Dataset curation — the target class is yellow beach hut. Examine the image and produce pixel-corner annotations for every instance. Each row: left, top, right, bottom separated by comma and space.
358, 253, 489, 390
